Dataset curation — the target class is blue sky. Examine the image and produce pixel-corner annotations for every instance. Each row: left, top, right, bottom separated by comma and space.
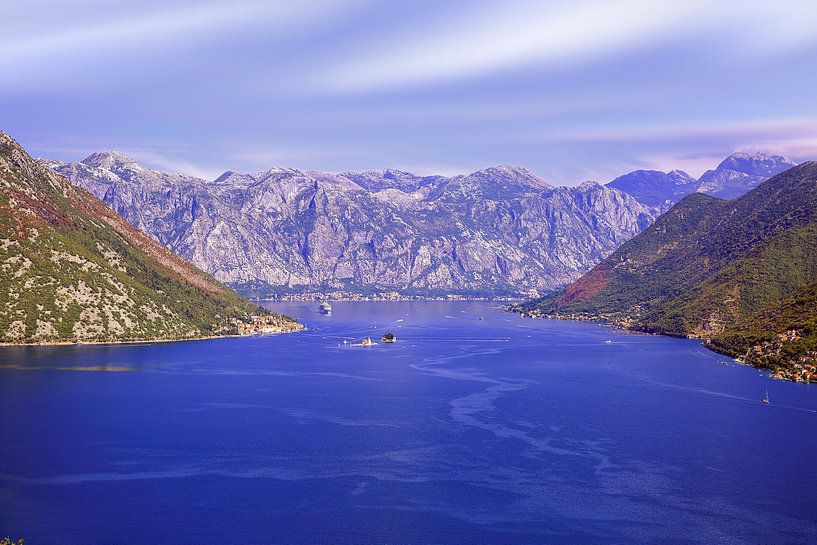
2, 0, 816, 184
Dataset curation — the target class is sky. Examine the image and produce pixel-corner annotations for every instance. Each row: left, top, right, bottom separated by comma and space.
2, 0, 817, 185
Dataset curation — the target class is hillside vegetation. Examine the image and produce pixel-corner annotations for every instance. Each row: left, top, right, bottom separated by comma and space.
517, 162, 817, 379
0, 132, 298, 343
707, 282, 817, 378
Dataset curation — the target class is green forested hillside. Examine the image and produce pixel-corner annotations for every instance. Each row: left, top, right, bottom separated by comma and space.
0, 131, 298, 343
517, 161, 817, 377
707, 282, 817, 378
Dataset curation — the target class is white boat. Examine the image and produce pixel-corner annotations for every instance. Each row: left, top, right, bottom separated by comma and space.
319, 301, 332, 314
762, 389, 770, 404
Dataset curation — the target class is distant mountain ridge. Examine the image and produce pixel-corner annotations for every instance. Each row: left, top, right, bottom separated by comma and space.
46, 154, 654, 297
696, 152, 796, 199
607, 169, 698, 208
517, 162, 817, 377
606, 151, 797, 208
0, 132, 297, 343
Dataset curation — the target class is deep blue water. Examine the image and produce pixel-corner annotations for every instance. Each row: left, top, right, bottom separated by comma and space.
1, 301, 816, 545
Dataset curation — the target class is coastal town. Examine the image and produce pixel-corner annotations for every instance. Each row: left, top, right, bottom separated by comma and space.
770, 362, 817, 383
252, 290, 526, 302
747, 329, 817, 383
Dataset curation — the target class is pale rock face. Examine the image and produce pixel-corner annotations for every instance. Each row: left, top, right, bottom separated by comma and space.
714, 152, 795, 178
48, 153, 655, 295
696, 152, 796, 200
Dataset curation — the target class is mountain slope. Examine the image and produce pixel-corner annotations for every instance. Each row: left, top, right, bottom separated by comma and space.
0, 132, 297, 343
517, 161, 817, 375
707, 282, 817, 380
48, 155, 654, 297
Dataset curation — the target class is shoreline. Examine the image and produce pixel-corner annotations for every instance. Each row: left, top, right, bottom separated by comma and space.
508, 307, 816, 384
253, 296, 524, 303
0, 325, 306, 348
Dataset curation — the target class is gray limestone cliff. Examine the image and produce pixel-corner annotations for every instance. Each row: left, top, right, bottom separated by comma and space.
47, 156, 654, 296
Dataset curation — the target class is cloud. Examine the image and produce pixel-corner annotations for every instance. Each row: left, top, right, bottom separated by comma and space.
5, 0, 816, 186
225, 145, 371, 172
632, 152, 732, 179
319, 0, 683, 92
120, 149, 223, 180
734, 139, 817, 165
531, 118, 817, 144
537, 118, 817, 177
0, 0, 354, 70
319, 0, 817, 93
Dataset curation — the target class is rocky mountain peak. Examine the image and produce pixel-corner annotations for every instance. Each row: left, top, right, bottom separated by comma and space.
716, 151, 795, 177
605, 168, 698, 209
213, 170, 241, 183
81, 150, 141, 170
380, 168, 414, 178
606, 152, 800, 206
339, 169, 443, 192
577, 180, 601, 190
667, 170, 696, 184
696, 151, 798, 200
468, 165, 551, 189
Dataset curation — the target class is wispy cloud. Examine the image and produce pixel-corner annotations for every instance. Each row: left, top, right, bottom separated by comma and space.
3, 0, 816, 186
549, 118, 817, 177
0, 0, 356, 72
633, 152, 734, 179
120, 149, 223, 180
319, 0, 817, 93
531, 118, 817, 144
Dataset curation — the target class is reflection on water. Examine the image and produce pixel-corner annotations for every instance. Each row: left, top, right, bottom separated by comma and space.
1, 301, 816, 545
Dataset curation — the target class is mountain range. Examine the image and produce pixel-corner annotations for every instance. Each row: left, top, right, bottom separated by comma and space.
0, 132, 297, 343
46, 157, 655, 297
606, 151, 796, 209
516, 161, 817, 378
43, 149, 793, 298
